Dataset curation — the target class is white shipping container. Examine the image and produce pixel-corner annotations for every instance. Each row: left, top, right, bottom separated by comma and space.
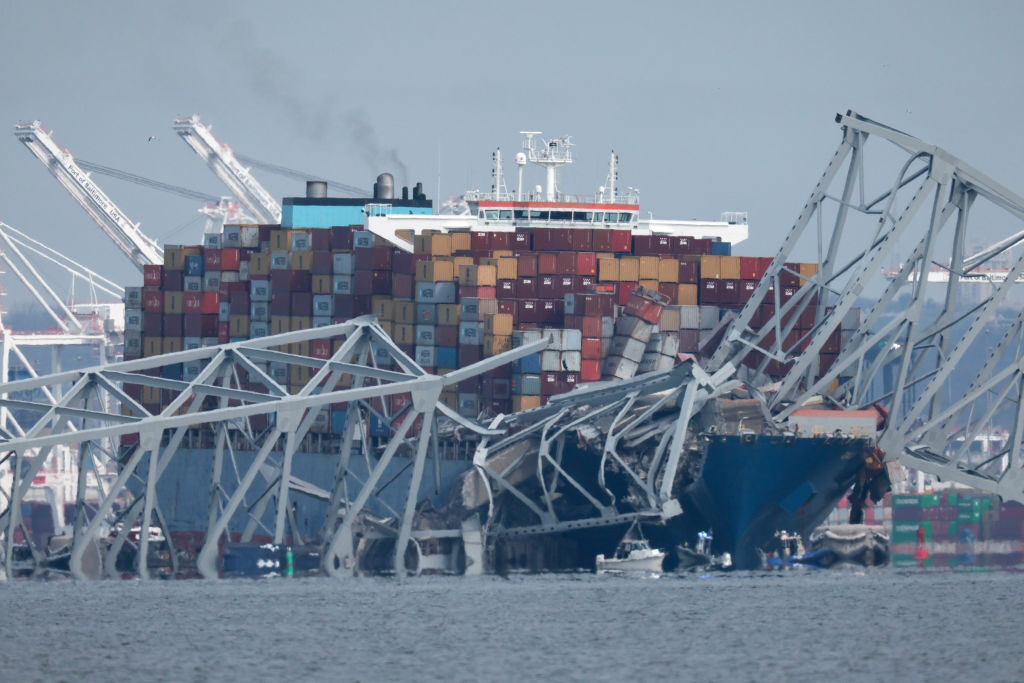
615, 316, 654, 343
333, 252, 354, 275
601, 355, 639, 381
541, 350, 562, 371
699, 306, 719, 330
183, 336, 202, 351
333, 275, 353, 295
240, 226, 260, 248
415, 345, 436, 367
678, 305, 701, 330
610, 336, 648, 363
512, 329, 545, 346
125, 309, 143, 331
561, 328, 582, 351
559, 351, 582, 372
124, 286, 143, 308
184, 276, 202, 292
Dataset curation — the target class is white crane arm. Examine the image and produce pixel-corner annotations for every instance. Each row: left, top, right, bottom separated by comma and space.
13, 121, 163, 270
173, 115, 282, 224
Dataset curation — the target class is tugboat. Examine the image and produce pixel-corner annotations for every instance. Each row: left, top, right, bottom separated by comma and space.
595, 522, 666, 574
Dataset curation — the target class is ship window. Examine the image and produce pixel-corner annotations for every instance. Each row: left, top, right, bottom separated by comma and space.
573, 211, 593, 222
550, 210, 572, 221
514, 210, 529, 220
499, 210, 513, 220
485, 210, 499, 220
605, 213, 619, 224
530, 210, 549, 220
619, 212, 634, 223
593, 212, 604, 222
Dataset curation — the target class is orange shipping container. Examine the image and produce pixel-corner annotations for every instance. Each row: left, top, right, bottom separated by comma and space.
720, 256, 741, 280
638, 256, 660, 281
599, 257, 620, 282
677, 284, 699, 306
496, 257, 518, 280
618, 257, 640, 282
514, 395, 542, 411
800, 262, 819, 284
658, 258, 680, 283
700, 255, 722, 279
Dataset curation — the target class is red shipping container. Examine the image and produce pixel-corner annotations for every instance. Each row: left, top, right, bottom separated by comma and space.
353, 295, 373, 316
679, 259, 699, 284
164, 270, 184, 291
611, 230, 632, 253
497, 300, 517, 322
371, 270, 392, 295
517, 299, 538, 323
579, 275, 597, 291
540, 299, 563, 324
437, 326, 459, 347
291, 292, 313, 315
392, 251, 415, 274
693, 238, 713, 255
624, 296, 663, 324
537, 276, 558, 299
471, 231, 491, 251
581, 316, 603, 338
517, 253, 538, 277
459, 344, 483, 366
463, 285, 497, 299
556, 251, 576, 275
571, 229, 593, 251
517, 277, 538, 298
353, 271, 373, 296
633, 235, 651, 255
490, 232, 512, 250
310, 230, 331, 251
390, 272, 412, 299
558, 276, 576, 296
581, 337, 602, 359
672, 236, 692, 255
204, 248, 222, 271
741, 279, 758, 302
334, 295, 354, 318
331, 226, 354, 250
312, 339, 332, 359
616, 282, 638, 306
312, 251, 332, 275
700, 279, 719, 304
371, 246, 392, 270
537, 252, 558, 274
720, 279, 740, 304
230, 292, 250, 314
143, 264, 163, 287
780, 263, 801, 288
221, 248, 241, 271
512, 229, 531, 250
592, 229, 614, 252
658, 282, 677, 304
143, 290, 164, 312
740, 257, 763, 280
576, 252, 597, 276
580, 359, 601, 382
496, 279, 517, 299
649, 235, 673, 254
218, 322, 230, 343
540, 371, 560, 396
143, 312, 162, 334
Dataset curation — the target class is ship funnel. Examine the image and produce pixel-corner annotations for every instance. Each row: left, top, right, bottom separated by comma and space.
306, 180, 327, 199
373, 173, 395, 200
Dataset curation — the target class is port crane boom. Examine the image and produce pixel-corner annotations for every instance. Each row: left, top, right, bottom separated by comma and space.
13, 121, 164, 270
173, 116, 282, 224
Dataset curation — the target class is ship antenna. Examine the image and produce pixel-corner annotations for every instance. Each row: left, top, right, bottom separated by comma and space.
492, 148, 509, 199
605, 150, 618, 204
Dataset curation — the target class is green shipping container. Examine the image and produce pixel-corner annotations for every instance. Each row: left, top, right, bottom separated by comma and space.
946, 492, 959, 506
892, 495, 921, 508
919, 493, 941, 508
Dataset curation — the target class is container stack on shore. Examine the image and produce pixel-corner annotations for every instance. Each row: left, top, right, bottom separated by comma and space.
122, 223, 831, 431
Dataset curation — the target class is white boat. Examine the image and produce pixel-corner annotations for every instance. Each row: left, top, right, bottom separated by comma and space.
596, 533, 665, 574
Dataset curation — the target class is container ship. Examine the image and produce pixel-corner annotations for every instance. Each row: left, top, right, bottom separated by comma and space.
120, 133, 880, 574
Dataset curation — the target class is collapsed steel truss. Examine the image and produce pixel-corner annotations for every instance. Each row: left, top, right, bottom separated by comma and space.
712, 111, 1024, 502
0, 316, 546, 579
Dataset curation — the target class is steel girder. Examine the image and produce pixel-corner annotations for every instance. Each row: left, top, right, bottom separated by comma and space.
0, 316, 547, 579
466, 361, 738, 540
709, 110, 1024, 502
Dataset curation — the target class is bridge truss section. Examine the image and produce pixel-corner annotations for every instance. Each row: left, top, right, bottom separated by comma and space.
710, 110, 1024, 502
0, 317, 546, 580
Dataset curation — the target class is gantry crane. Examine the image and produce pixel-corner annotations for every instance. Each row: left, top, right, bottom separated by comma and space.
13, 121, 164, 270
173, 115, 282, 224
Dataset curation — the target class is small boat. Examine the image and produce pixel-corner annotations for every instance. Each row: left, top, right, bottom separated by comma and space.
676, 530, 733, 572
596, 524, 665, 574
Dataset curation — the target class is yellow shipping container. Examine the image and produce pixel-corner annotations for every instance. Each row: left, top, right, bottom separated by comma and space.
378, 320, 394, 338
271, 315, 290, 335
290, 316, 312, 331
453, 255, 474, 271
638, 256, 660, 281
451, 232, 472, 252
497, 257, 518, 280
393, 301, 416, 324
658, 258, 680, 283
249, 253, 270, 276
371, 296, 393, 321
312, 275, 332, 294
484, 334, 512, 355
162, 337, 183, 354
492, 249, 514, 258
800, 262, 819, 284
700, 255, 722, 279
457, 264, 478, 285
289, 251, 312, 271
289, 340, 310, 357
514, 395, 542, 411
639, 279, 659, 291
142, 385, 162, 404
164, 291, 184, 314
441, 393, 458, 410
163, 247, 185, 271
429, 233, 453, 257
290, 365, 311, 386
476, 264, 497, 286
438, 304, 460, 325
229, 315, 250, 338
270, 230, 289, 251
677, 284, 699, 306
720, 256, 741, 280
484, 313, 514, 336
144, 337, 163, 357
393, 323, 415, 345
618, 257, 639, 282
599, 257, 620, 282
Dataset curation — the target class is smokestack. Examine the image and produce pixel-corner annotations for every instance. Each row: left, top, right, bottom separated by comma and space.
306, 180, 327, 199
374, 173, 394, 200
402, 186, 409, 200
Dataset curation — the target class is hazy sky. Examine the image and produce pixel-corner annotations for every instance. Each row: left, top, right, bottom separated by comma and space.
1, 0, 1022, 306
